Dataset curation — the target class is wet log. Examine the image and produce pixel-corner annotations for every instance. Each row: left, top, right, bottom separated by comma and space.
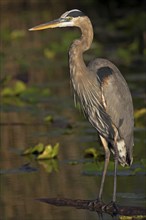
37, 197, 146, 217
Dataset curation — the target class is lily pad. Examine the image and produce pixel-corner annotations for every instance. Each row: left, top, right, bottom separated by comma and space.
37, 143, 59, 160
44, 115, 54, 123
1, 80, 26, 96
22, 142, 59, 160
22, 143, 44, 155
84, 147, 100, 159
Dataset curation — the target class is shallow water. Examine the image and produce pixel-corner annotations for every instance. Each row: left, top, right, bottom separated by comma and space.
1, 76, 146, 220
1, 7, 146, 220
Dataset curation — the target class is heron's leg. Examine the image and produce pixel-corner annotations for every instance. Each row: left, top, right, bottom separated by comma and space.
113, 146, 118, 202
98, 136, 110, 200
105, 147, 119, 214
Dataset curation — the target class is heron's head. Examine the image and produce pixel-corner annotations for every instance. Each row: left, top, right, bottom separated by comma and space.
29, 9, 85, 31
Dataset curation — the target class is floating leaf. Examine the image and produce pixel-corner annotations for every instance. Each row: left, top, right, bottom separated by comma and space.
44, 115, 53, 123
84, 147, 99, 159
22, 143, 59, 160
22, 143, 44, 155
1, 80, 26, 96
1, 87, 14, 96
37, 143, 59, 160
51, 143, 59, 158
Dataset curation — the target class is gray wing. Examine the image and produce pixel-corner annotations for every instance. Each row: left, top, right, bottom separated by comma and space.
89, 58, 134, 154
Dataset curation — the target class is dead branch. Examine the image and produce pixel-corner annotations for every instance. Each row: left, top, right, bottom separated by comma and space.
36, 197, 146, 217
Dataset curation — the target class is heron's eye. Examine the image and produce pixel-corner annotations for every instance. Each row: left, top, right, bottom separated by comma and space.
66, 16, 72, 21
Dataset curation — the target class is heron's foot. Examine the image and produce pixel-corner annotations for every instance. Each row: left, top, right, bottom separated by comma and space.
88, 198, 106, 212
105, 201, 119, 215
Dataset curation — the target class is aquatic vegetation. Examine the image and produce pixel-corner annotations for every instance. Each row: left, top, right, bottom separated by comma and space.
0, 79, 51, 105
22, 142, 44, 155
134, 108, 146, 127
1, 4, 145, 220
22, 142, 59, 160
84, 147, 99, 159
44, 115, 54, 123
1, 80, 26, 96
37, 143, 59, 160
82, 159, 146, 176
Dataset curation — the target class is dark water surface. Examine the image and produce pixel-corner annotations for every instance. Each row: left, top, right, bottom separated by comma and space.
1, 8, 146, 220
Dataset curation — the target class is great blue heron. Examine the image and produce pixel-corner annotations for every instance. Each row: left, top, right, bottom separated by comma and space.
29, 9, 134, 204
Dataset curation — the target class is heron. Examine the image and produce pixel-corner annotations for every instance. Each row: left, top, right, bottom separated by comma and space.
29, 9, 134, 204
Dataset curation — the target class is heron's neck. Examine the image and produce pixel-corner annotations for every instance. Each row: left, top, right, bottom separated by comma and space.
80, 17, 93, 52
69, 17, 93, 54
69, 17, 93, 78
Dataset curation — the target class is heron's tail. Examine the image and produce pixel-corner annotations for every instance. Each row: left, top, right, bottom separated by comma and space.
126, 153, 133, 166
119, 151, 133, 167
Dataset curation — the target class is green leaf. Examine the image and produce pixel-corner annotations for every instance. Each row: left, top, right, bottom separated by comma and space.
1, 87, 14, 96
22, 143, 59, 159
51, 143, 59, 158
44, 115, 53, 123
22, 143, 44, 155
84, 147, 99, 159
1, 80, 26, 96
37, 143, 59, 160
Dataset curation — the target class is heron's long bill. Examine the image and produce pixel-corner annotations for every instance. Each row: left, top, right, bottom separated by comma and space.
29, 19, 63, 31
29, 18, 73, 31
